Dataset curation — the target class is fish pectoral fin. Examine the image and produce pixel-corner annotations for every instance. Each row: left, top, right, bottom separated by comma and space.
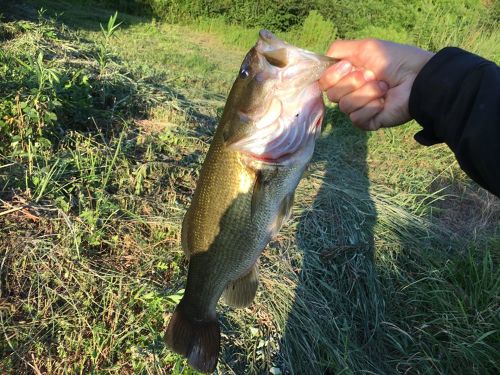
181, 211, 191, 259
251, 170, 264, 221
270, 192, 295, 238
251, 168, 280, 222
223, 263, 259, 308
281, 192, 295, 224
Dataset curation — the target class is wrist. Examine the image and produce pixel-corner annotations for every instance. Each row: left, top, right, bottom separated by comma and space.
415, 50, 435, 76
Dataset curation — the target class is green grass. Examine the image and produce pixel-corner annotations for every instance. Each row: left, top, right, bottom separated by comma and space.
1, 0, 499, 374
192, 2, 499, 59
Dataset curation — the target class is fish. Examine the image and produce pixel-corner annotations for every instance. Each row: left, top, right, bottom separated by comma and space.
165, 29, 335, 373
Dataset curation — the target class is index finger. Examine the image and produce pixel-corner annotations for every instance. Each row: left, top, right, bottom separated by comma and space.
326, 40, 366, 67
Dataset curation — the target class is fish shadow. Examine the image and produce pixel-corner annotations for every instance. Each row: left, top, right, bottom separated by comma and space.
275, 107, 385, 374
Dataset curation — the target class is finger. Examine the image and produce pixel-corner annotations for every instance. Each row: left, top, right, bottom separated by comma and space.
319, 60, 353, 91
326, 39, 367, 66
326, 70, 376, 103
349, 98, 385, 130
338, 80, 389, 114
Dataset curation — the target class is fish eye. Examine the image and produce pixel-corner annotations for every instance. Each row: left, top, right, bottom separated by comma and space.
239, 68, 249, 79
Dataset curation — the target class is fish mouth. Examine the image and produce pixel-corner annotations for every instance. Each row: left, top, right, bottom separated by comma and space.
256, 29, 336, 84
227, 30, 334, 166
257, 30, 290, 68
228, 84, 326, 166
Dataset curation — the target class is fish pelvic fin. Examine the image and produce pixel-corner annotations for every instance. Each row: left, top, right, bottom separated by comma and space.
165, 303, 220, 374
223, 263, 259, 308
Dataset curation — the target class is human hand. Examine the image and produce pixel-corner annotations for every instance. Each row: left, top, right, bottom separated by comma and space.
319, 39, 434, 130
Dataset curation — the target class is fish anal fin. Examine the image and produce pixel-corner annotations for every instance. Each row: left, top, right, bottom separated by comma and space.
223, 263, 259, 308
165, 302, 220, 373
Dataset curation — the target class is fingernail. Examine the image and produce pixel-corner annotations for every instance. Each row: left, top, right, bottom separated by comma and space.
363, 70, 375, 81
378, 81, 389, 92
336, 61, 352, 75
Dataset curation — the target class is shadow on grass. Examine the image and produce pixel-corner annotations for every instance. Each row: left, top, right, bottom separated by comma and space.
278, 107, 387, 374
276, 108, 500, 374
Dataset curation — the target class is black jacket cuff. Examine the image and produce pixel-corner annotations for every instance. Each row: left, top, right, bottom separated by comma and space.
409, 47, 488, 146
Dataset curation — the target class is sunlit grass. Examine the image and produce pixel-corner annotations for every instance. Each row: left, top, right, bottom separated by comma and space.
1, 1, 498, 374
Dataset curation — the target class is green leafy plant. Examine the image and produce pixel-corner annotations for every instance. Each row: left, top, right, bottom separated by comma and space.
0, 2, 498, 375
96, 11, 122, 76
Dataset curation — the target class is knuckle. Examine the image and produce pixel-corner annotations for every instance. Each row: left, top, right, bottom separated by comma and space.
349, 113, 365, 129
327, 88, 338, 103
368, 119, 381, 131
361, 38, 381, 52
376, 98, 385, 109
372, 82, 385, 97
362, 82, 383, 100
338, 98, 349, 113
318, 76, 329, 92
368, 97, 384, 111
349, 112, 359, 124
352, 71, 366, 86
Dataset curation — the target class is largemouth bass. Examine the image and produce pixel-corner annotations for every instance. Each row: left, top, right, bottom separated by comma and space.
165, 29, 335, 373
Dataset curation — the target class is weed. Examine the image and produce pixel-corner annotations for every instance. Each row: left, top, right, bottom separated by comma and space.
96, 11, 121, 76
0, 1, 498, 374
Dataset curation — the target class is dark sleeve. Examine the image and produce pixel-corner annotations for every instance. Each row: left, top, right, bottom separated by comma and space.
409, 47, 500, 197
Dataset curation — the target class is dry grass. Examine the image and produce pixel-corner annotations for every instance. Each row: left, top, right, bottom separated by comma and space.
1, 1, 498, 374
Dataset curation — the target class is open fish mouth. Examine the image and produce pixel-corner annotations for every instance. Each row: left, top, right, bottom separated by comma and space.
227, 30, 335, 164
256, 29, 335, 87
228, 84, 325, 164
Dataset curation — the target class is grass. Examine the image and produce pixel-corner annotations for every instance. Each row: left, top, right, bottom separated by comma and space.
1, 0, 499, 374
192, 4, 499, 60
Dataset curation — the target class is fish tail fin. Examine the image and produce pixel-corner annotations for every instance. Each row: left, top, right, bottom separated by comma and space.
165, 303, 220, 373
223, 263, 259, 308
